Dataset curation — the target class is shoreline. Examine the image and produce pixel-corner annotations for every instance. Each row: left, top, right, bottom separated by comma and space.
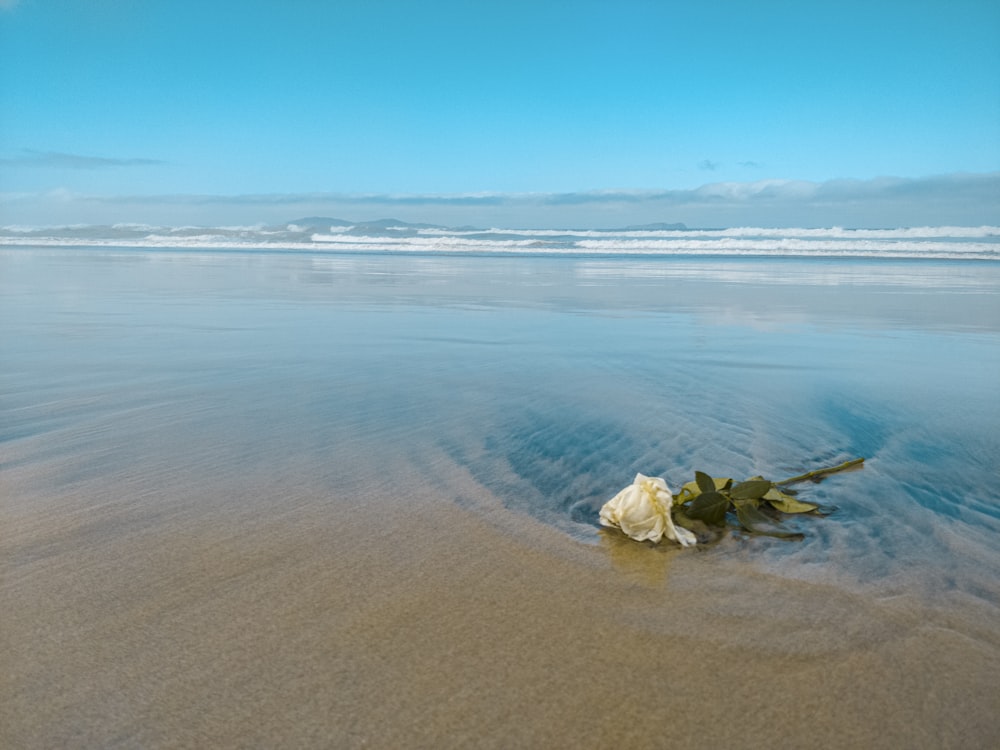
3, 239, 1000, 262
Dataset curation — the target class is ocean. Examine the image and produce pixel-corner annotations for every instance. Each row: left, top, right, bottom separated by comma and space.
2, 220, 999, 260
2, 231, 999, 747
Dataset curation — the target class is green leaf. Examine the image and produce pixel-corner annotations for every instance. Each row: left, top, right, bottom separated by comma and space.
731, 479, 773, 501
762, 486, 819, 514
734, 501, 804, 539
678, 475, 732, 503
695, 471, 717, 495
687, 491, 730, 526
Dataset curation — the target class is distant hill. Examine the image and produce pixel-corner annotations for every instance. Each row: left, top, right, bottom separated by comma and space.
286, 217, 446, 231
287, 217, 354, 228
354, 218, 445, 230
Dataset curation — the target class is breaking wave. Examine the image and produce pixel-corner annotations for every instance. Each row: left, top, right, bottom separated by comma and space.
1, 222, 997, 260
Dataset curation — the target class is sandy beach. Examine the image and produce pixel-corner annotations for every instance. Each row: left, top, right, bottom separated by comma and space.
3, 248, 999, 748
5, 456, 998, 748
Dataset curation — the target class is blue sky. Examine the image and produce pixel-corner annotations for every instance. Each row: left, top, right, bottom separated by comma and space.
1, 0, 998, 227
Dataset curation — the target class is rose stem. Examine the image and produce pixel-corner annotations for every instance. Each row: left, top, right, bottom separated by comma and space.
775, 457, 865, 486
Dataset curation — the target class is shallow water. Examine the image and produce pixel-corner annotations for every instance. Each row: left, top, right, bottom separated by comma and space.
2, 247, 999, 748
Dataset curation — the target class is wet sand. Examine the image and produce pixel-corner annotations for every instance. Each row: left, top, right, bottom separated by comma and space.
3, 248, 999, 748
4, 443, 999, 749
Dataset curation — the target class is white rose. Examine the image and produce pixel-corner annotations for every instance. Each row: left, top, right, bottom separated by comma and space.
599, 474, 697, 546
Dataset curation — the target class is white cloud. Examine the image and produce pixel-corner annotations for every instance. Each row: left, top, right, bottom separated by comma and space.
1, 173, 997, 229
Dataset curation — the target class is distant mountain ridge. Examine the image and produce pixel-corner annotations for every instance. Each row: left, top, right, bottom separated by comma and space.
287, 217, 446, 231
287, 216, 354, 228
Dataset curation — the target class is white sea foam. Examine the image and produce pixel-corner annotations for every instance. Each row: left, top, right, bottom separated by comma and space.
110, 222, 164, 231
574, 237, 999, 258
291, 223, 351, 233
1, 224, 997, 259
417, 225, 1000, 240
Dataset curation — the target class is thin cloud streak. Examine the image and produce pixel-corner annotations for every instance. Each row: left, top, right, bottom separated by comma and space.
59, 172, 994, 208
0, 149, 166, 169
543, 173, 1000, 207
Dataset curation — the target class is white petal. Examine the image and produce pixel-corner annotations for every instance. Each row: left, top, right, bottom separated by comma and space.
599, 474, 695, 546
668, 521, 698, 547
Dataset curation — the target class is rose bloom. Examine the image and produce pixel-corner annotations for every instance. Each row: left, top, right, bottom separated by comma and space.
599, 474, 697, 546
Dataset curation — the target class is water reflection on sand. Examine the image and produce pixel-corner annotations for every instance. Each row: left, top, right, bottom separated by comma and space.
2, 248, 999, 748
